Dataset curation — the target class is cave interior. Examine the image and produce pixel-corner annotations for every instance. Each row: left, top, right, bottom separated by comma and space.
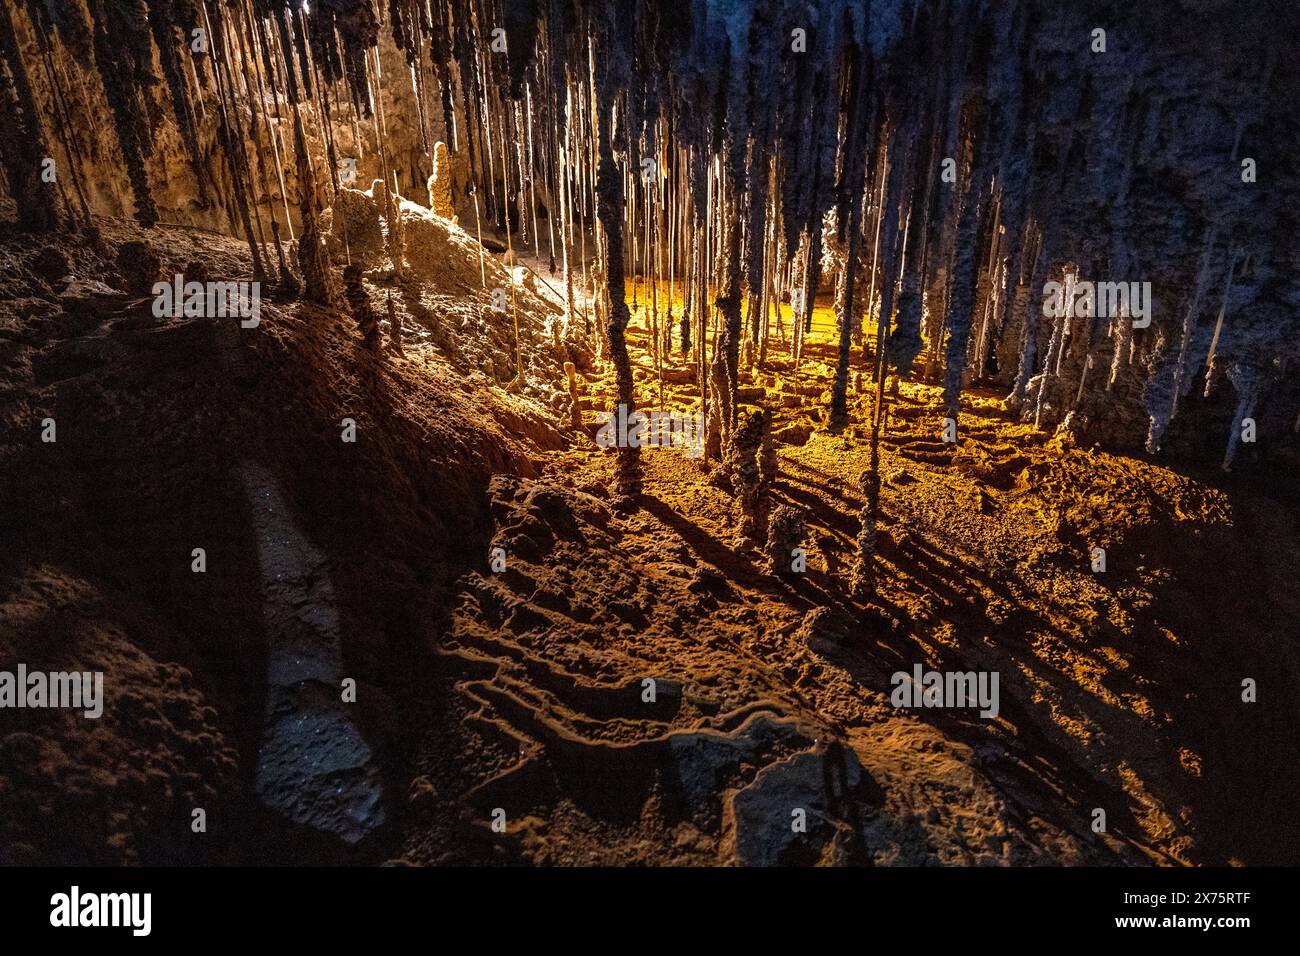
0, 0, 1298, 867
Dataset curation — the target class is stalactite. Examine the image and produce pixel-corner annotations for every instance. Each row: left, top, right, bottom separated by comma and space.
1142, 329, 1179, 454
32, 0, 93, 61
942, 97, 994, 424
592, 2, 640, 503
1222, 362, 1262, 471
1169, 229, 1220, 416
31, 16, 93, 227
86, 0, 158, 225
204, 0, 266, 278
1033, 284, 1067, 429
243, 4, 294, 237
739, 4, 777, 373
1202, 248, 1238, 394
2, 2, 62, 231
828, 36, 872, 431
1009, 226, 1051, 414
886, 129, 927, 380
8, 0, 1293, 481
146, 0, 210, 207
853, 139, 905, 596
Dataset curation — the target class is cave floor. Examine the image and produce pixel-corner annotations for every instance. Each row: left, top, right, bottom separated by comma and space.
400, 266, 1300, 867
2, 217, 1296, 866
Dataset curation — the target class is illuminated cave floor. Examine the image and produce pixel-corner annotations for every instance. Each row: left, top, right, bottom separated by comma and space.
2, 218, 1296, 866
399, 283, 1300, 867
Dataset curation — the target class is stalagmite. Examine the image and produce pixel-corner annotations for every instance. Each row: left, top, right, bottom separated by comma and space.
764, 505, 805, 577
728, 408, 765, 542
343, 262, 380, 352
426, 139, 457, 221
564, 361, 582, 430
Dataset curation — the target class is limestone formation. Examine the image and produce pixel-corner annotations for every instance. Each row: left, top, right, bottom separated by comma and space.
343, 263, 381, 353
427, 141, 458, 223
764, 505, 805, 576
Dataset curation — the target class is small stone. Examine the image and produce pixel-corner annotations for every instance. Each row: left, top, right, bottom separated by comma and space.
791, 606, 853, 654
